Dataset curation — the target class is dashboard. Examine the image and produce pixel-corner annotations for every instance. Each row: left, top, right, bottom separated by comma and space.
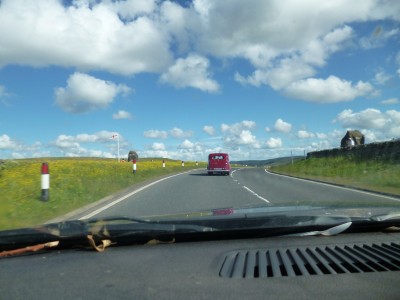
1, 230, 400, 299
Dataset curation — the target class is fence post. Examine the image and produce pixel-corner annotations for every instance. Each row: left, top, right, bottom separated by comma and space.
41, 162, 49, 201
132, 159, 137, 174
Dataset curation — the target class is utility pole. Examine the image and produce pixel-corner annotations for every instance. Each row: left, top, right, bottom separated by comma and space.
111, 133, 120, 162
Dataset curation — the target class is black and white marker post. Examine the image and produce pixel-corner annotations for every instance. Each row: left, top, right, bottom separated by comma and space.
132, 159, 137, 174
41, 162, 49, 201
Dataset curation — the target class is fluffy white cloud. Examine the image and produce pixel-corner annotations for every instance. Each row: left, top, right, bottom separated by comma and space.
0, 134, 45, 157
50, 131, 124, 157
266, 137, 282, 149
151, 142, 165, 151
172, 139, 204, 156
283, 76, 375, 103
159, 54, 220, 92
297, 130, 315, 139
179, 139, 195, 149
220, 121, 260, 148
53, 135, 84, 151
234, 25, 354, 90
387, 110, 400, 123
334, 108, 400, 140
55, 72, 131, 113
381, 98, 399, 105
224, 130, 259, 147
75, 133, 99, 143
238, 130, 257, 145
235, 57, 316, 90
221, 121, 256, 134
143, 130, 168, 139
108, 0, 158, 20
159, 1, 197, 54
334, 108, 390, 129
374, 71, 392, 85
112, 110, 132, 120
316, 133, 328, 139
0, 0, 172, 74
203, 125, 215, 136
0, 134, 18, 149
143, 128, 193, 140
169, 127, 193, 139
53, 131, 122, 146
274, 118, 292, 133
193, 1, 368, 56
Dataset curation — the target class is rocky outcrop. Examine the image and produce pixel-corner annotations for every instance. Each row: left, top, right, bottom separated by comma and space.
127, 151, 139, 162
340, 130, 365, 148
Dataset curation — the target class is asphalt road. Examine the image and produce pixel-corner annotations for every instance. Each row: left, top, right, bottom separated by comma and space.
77, 168, 400, 220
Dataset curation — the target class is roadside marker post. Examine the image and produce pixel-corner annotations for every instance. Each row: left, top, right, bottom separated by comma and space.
133, 159, 137, 174
162, 160, 165, 168
182, 161, 184, 167
41, 162, 49, 201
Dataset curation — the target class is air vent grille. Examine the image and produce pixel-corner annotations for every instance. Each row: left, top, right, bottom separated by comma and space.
219, 242, 400, 278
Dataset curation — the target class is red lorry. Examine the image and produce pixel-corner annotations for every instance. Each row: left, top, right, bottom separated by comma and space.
207, 153, 231, 175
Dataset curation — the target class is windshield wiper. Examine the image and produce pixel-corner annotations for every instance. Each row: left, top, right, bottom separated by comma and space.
0, 217, 217, 254
370, 212, 400, 222
2, 211, 400, 257
287, 222, 352, 237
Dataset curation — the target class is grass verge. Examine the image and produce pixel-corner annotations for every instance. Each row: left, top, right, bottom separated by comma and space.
0, 157, 206, 230
270, 156, 400, 196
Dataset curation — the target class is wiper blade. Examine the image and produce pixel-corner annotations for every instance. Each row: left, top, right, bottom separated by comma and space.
3, 210, 400, 257
289, 222, 352, 237
0, 213, 357, 250
370, 212, 400, 222
83, 216, 216, 237
0, 217, 217, 253
84, 215, 152, 224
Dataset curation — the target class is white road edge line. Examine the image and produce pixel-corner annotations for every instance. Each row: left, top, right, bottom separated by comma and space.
242, 185, 270, 203
265, 169, 400, 202
79, 170, 194, 220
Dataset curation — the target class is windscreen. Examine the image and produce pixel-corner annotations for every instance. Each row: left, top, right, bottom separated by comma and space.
0, 0, 399, 233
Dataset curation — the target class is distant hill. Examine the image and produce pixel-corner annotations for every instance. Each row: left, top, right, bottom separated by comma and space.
232, 156, 304, 167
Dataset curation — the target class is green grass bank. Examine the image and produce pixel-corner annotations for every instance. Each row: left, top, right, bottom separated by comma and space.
0, 157, 206, 230
270, 156, 400, 196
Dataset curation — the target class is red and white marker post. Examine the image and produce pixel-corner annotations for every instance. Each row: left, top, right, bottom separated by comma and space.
41, 162, 49, 201
132, 159, 137, 174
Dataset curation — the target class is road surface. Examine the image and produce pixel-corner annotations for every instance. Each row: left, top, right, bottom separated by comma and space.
75, 168, 400, 220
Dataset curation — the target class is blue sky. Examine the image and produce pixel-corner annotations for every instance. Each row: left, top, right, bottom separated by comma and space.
0, 0, 399, 161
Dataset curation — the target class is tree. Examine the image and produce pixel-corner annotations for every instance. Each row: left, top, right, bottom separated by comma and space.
128, 151, 139, 162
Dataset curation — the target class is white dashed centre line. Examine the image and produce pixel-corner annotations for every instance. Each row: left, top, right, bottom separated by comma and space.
242, 185, 270, 203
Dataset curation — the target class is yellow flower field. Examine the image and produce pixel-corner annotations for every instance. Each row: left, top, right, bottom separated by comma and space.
0, 158, 205, 230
